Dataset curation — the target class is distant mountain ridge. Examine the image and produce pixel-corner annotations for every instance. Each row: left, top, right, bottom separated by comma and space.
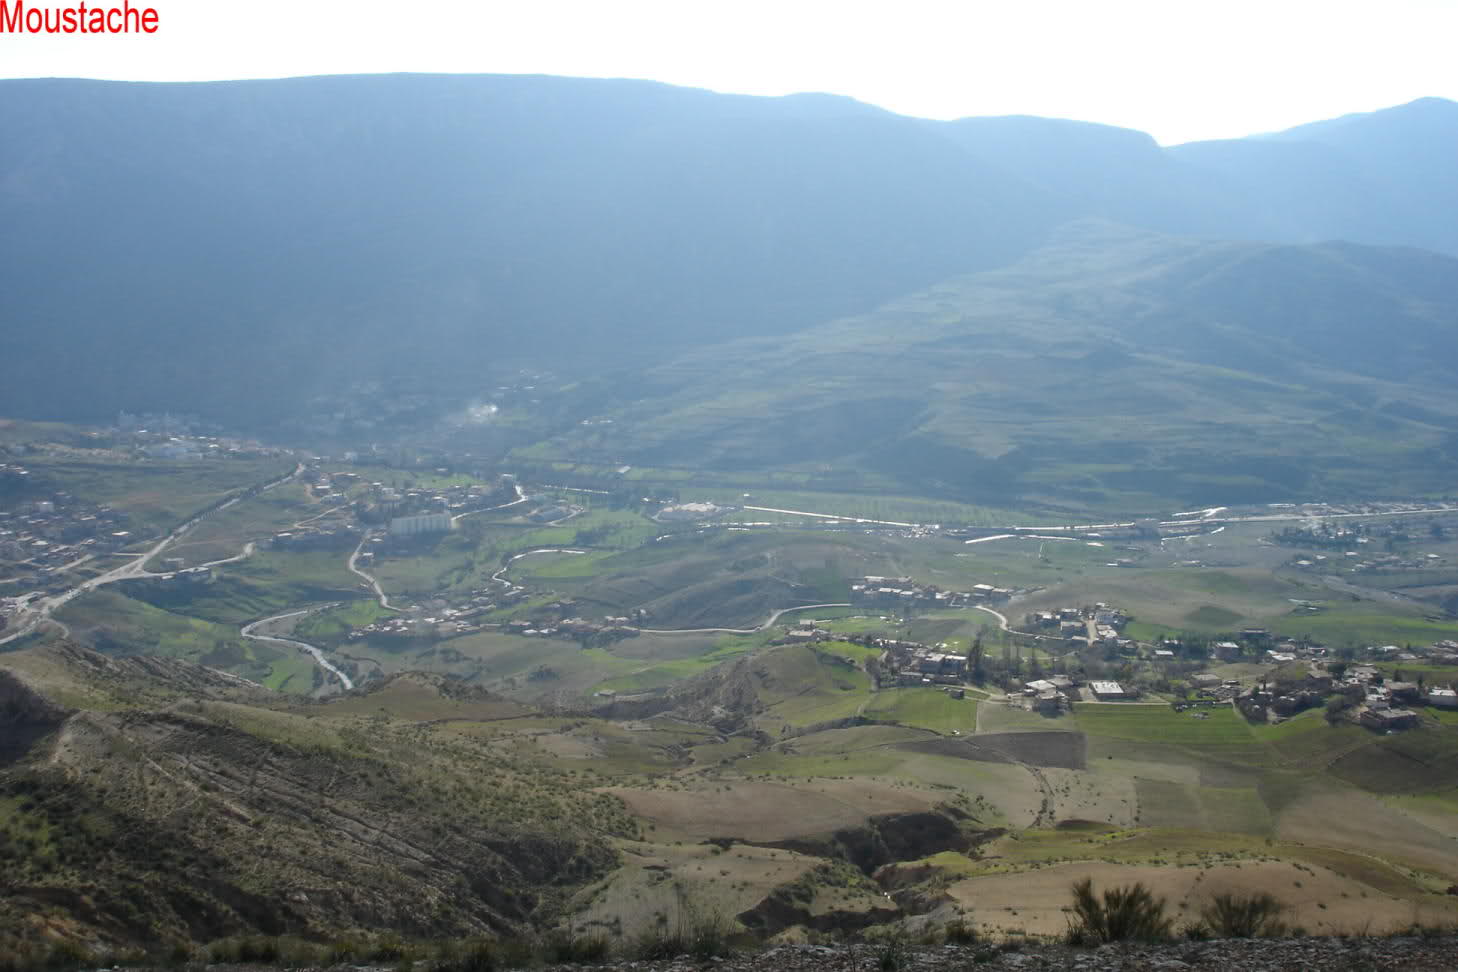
0, 75, 1454, 426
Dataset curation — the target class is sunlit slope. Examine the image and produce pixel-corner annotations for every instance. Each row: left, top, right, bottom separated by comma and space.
522, 224, 1458, 512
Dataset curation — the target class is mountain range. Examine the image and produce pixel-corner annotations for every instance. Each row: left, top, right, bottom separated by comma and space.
1, 75, 1456, 434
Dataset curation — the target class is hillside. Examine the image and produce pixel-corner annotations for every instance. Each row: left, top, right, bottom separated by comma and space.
1, 77, 1455, 428
515, 223, 1458, 512
0, 644, 633, 952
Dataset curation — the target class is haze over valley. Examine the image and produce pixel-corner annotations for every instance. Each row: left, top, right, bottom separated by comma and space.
3, 73, 1458, 964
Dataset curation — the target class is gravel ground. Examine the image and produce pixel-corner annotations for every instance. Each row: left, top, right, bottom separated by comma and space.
172, 936, 1458, 972
629, 938, 1458, 971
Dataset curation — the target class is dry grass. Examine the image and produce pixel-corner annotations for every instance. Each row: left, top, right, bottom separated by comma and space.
606, 779, 939, 841
945, 859, 1455, 938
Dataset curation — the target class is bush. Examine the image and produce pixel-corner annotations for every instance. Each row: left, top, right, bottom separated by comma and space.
1201, 891, 1287, 938
631, 906, 731, 960
1067, 878, 1173, 943
542, 931, 611, 963
943, 918, 979, 945
368, 936, 411, 961
876, 933, 908, 971
434, 939, 496, 972
236, 937, 282, 963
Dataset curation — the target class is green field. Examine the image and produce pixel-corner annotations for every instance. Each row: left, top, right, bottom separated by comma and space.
26, 456, 294, 536
863, 687, 978, 733
1077, 703, 1267, 766
590, 634, 761, 693
55, 587, 285, 684
156, 480, 318, 568
1329, 729, 1458, 794
1268, 602, 1458, 649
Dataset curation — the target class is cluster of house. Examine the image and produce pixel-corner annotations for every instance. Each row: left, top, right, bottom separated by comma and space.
347, 589, 645, 644
1230, 659, 1457, 730
502, 616, 641, 642
1340, 664, 1456, 731
110, 413, 281, 460
1235, 669, 1335, 724
1427, 640, 1458, 665
1018, 676, 1136, 711
352, 476, 517, 528
799, 626, 969, 687
302, 468, 360, 505
891, 644, 967, 686
0, 488, 131, 578
348, 591, 517, 641
1287, 549, 1447, 573
1024, 604, 1131, 648
1186, 673, 1244, 700
850, 576, 1012, 610
1020, 675, 1076, 711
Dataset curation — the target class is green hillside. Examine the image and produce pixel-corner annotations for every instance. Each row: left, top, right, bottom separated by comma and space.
516, 224, 1458, 514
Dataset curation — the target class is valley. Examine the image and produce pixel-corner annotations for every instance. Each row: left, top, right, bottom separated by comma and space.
2, 74, 1458, 961
5, 423, 1458, 953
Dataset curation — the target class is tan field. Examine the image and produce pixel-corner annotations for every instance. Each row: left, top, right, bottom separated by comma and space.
1042, 766, 1138, 828
947, 859, 1458, 939
570, 839, 823, 938
1275, 787, 1458, 882
606, 778, 944, 841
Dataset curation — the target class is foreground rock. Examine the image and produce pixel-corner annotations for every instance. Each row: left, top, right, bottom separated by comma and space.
179, 935, 1458, 972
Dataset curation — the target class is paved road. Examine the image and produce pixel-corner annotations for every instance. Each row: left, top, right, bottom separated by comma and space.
241, 606, 354, 692
1, 464, 302, 646
638, 602, 852, 635
347, 536, 402, 611
450, 482, 528, 524
971, 604, 1066, 642
740, 505, 918, 528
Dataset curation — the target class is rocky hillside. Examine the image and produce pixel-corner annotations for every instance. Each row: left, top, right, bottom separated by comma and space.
0, 643, 635, 953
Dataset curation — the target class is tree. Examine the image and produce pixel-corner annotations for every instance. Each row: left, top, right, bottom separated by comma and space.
1325, 693, 1355, 725
966, 635, 986, 684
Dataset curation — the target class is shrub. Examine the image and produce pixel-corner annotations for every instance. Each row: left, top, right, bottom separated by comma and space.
236, 937, 282, 963
434, 939, 496, 972
542, 930, 611, 963
1201, 891, 1287, 938
368, 936, 411, 961
876, 932, 908, 971
943, 918, 979, 945
1066, 878, 1173, 943
631, 904, 731, 960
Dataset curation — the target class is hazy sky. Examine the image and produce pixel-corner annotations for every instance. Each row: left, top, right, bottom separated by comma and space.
3, 0, 1455, 144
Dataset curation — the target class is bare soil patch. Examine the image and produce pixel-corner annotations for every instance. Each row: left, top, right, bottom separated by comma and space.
947, 859, 1456, 939
606, 779, 939, 842
1275, 786, 1458, 881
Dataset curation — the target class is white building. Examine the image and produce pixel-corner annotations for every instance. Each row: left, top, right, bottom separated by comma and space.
389, 513, 453, 537
1428, 687, 1458, 709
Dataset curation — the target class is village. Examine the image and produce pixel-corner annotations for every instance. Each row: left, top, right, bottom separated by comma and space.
0, 466, 133, 585
779, 578, 1458, 735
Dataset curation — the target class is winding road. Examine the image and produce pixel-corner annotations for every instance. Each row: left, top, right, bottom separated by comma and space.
638, 602, 853, 635
1, 465, 302, 646
241, 607, 354, 692
450, 482, 528, 524
348, 537, 401, 611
